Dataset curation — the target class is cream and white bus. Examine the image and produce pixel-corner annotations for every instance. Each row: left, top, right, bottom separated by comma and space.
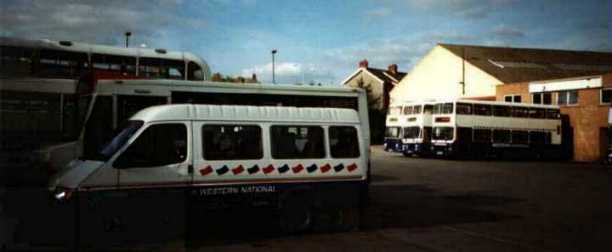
48, 104, 367, 245
400, 102, 434, 157
13, 79, 368, 184
430, 100, 562, 159
0, 37, 211, 184
384, 105, 404, 152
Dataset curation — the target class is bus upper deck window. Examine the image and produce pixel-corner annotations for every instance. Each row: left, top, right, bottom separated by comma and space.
414, 105, 422, 114
403, 106, 413, 115
188, 61, 204, 81
493, 106, 511, 117
474, 104, 492, 116
0, 46, 34, 77
456, 103, 472, 115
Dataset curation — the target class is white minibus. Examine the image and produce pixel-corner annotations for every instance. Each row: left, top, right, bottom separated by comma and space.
49, 104, 369, 245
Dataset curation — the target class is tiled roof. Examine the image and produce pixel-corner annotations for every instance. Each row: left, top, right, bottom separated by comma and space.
366, 68, 407, 84
440, 44, 612, 83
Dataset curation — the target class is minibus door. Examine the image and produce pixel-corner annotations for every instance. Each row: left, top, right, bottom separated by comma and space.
114, 122, 192, 188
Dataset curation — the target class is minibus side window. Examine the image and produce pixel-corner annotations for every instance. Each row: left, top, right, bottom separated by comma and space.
114, 123, 187, 168
271, 126, 325, 159
329, 126, 360, 158
202, 125, 262, 160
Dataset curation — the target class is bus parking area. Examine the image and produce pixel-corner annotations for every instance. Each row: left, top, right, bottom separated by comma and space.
3, 145, 612, 251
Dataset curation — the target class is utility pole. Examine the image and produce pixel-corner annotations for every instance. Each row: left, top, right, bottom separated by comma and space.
271, 49, 277, 84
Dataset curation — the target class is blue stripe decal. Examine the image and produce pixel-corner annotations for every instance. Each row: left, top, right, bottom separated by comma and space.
278, 164, 290, 173
306, 164, 318, 173
247, 165, 260, 174
216, 165, 229, 175
334, 164, 344, 172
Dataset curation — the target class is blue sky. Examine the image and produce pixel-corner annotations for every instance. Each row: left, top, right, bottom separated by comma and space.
1, 0, 610, 84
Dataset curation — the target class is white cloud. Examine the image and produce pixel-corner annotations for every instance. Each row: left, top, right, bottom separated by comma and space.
241, 62, 333, 84
0, 0, 205, 48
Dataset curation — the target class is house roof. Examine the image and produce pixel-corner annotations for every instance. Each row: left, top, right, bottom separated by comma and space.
341, 67, 407, 86
440, 44, 612, 83
365, 67, 407, 84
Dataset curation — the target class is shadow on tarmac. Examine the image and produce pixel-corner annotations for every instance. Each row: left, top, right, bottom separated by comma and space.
2, 183, 523, 251
362, 184, 522, 230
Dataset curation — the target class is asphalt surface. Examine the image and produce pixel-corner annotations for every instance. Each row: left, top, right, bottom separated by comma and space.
3, 146, 612, 251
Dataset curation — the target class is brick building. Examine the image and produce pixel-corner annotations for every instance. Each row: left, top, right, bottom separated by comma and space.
496, 73, 612, 161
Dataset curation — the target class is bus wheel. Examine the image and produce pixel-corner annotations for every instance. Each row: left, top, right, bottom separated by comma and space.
279, 196, 312, 234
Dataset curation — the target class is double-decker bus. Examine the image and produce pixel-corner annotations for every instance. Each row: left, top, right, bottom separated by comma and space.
430, 100, 562, 159
0, 37, 211, 184
400, 102, 434, 157
384, 105, 404, 152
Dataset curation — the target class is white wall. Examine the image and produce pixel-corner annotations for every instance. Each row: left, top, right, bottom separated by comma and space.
344, 69, 385, 110
390, 45, 502, 104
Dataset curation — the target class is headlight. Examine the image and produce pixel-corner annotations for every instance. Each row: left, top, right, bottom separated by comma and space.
54, 187, 74, 201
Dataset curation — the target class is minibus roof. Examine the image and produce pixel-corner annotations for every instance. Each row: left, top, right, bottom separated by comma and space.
130, 104, 361, 124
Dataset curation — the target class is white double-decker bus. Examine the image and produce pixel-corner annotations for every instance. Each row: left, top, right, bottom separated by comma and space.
430, 100, 562, 159
384, 105, 405, 152
400, 102, 434, 157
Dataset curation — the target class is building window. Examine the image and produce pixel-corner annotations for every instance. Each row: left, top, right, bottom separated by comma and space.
601, 89, 612, 104
532, 93, 552, 105
558, 90, 578, 105
504, 94, 522, 103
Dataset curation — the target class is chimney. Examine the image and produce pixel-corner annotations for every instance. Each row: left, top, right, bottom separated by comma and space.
388, 64, 398, 75
358, 59, 369, 68
252, 73, 257, 82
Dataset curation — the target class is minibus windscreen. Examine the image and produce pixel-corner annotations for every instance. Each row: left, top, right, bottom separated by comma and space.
96, 120, 144, 161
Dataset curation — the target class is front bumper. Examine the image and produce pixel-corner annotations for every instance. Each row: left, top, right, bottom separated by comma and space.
384, 139, 403, 152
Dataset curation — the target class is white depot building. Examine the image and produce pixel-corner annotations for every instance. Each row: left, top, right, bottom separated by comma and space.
389, 43, 612, 105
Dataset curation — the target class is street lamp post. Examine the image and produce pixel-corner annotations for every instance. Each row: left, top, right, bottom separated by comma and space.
271, 49, 277, 84
125, 31, 132, 48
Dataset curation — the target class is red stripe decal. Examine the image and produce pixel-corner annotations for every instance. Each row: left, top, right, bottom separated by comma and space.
263, 164, 275, 174
292, 164, 304, 173
232, 165, 245, 175
347, 163, 358, 172
320, 164, 331, 173
199, 165, 213, 176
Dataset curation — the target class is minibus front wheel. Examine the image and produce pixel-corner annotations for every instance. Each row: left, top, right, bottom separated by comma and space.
279, 192, 313, 234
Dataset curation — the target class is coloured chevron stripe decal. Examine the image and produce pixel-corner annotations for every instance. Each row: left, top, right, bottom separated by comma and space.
263, 164, 275, 174
232, 165, 245, 175
248, 165, 260, 174
198, 163, 358, 176
334, 164, 344, 172
216, 165, 229, 175
292, 164, 304, 173
320, 164, 332, 173
278, 164, 290, 173
306, 164, 317, 173
199, 165, 213, 176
